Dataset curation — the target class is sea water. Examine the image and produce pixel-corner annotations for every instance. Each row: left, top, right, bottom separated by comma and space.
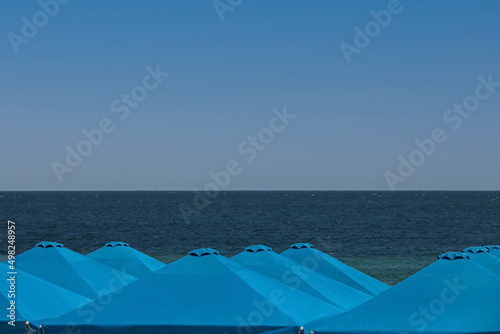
1, 191, 499, 285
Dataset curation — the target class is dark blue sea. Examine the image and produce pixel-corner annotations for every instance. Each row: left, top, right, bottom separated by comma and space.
1, 191, 499, 285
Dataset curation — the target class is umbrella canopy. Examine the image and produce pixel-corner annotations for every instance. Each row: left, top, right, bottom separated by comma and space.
311, 251, 500, 334
0, 262, 92, 334
41, 248, 342, 334
486, 245, 500, 259
281, 243, 389, 296
86, 241, 166, 278
16, 242, 136, 299
233, 245, 371, 310
463, 246, 500, 276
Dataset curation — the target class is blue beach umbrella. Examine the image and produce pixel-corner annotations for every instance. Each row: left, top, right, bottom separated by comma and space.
311, 251, 500, 334
463, 246, 500, 276
281, 243, 389, 296
41, 248, 342, 334
0, 262, 92, 334
233, 245, 371, 310
16, 242, 136, 299
86, 241, 166, 278
485, 245, 500, 259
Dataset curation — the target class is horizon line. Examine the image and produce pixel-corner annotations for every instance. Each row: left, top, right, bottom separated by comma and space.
1, 189, 500, 192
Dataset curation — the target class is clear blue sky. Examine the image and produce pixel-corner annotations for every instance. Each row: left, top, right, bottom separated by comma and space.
1, 0, 499, 190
